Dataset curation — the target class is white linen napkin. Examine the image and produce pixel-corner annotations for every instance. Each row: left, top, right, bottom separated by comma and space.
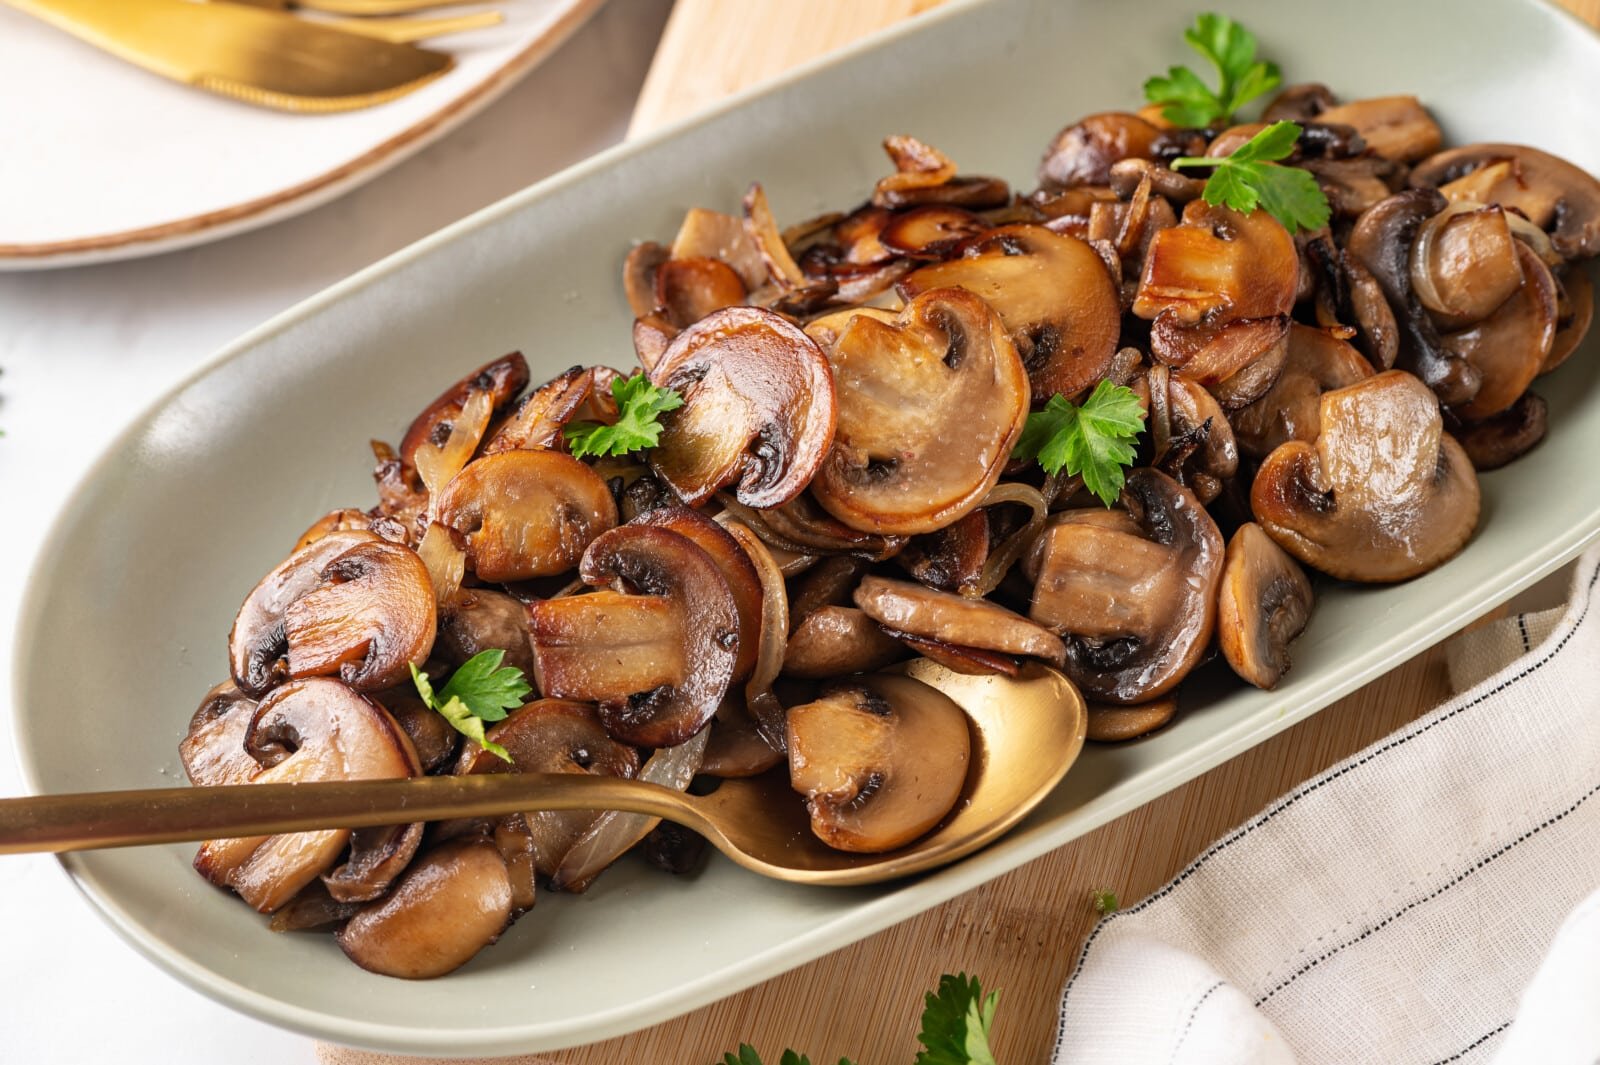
1053, 547, 1600, 1065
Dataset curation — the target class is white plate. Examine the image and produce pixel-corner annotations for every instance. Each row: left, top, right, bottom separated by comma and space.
12, 0, 1600, 1054
0, 0, 602, 270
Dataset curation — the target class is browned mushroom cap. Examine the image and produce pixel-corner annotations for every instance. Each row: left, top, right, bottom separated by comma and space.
397, 353, 529, 475
880, 206, 990, 259
634, 506, 763, 684
1085, 695, 1179, 742
527, 525, 739, 747
899, 225, 1121, 403
179, 681, 259, 786
1217, 523, 1314, 690
229, 530, 379, 697
373, 686, 459, 773
194, 678, 418, 913
1546, 265, 1594, 373
1409, 205, 1526, 331
655, 257, 747, 328
669, 206, 768, 290
323, 822, 425, 904
292, 509, 373, 552
782, 606, 906, 679
645, 307, 836, 509
624, 242, 670, 318
1038, 113, 1163, 190
701, 701, 783, 778
870, 135, 1009, 210
1232, 324, 1375, 458
810, 288, 1029, 536
1029, 469, 1224, 704
1314, 96, 1441, 163
336, 838, 513, 980
787, 675, 970, 854
1410, 144, 1600, 261
282, 539, 437, 692
1137, 366, 1239, 503
482, 365, 618, 455
456, 699, 640, 877
897, 510, 989, 594
1263, 82, 1337, 123
436, 588, 538, 678
1451, 391, 1548, 471
1347, 189, 1481, 406
1252, 370, 1480, 582
1443, 241, 1557, 421
855, 575, 1065, 666
435, 450, 617, 582
1134, 201, 1297, 394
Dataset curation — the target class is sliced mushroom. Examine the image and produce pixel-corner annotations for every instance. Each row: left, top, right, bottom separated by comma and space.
323, 822, 425, 904
880, 631, 1020, 677
655, 256, 747, 328
1410, 144, 1600, 261
647, 306, 836, 509
1546, 265, 1594, 373
292, 509, 372, 553
635, 506, 763, 684
1039, 113, 1163, 190
670, 206, 767, 290
1231, 324, 1375, 458
1029, 469, 1224, 703
899, 225, 1121, 402
1263, 82, 1337, 123
1136, 366, 1239, 502
701, 701, 783, 778
855, 575, 1064, 665
787, 675, 970, 853
1217, 523, 1314, 689
179, 681, 260, 786
1315, 96, 1441, 163
810, 288, 1029, 535
782, 605, 906, 679
456, 699, 640, 877
1252, 370, 1480, 582
1085, 696, 1178, 742
194, 678, 418, 913
435, 450, 618, 582
1444, 240, 1558, 420
373, 686, 459, 773
871, 137, 1009, 210
228, 530, 379, 697
336, 839, 513, 979
282, 538, 437, 692
436, 587, 538, 678
482, 365, 619, 455
717, 491, 906, 561
896, 510, 989, 594
624, 242, 670, 318
879, 206, 990, 259
1450, 391, 1548, 471
396, 353, 529, 477
527, 525, 739, 747
788, 554, 869, 626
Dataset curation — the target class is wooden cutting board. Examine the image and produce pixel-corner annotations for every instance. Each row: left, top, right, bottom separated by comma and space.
320, 2, 1600, 1063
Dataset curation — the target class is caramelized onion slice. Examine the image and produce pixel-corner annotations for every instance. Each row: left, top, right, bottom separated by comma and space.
398, 353, 529, 476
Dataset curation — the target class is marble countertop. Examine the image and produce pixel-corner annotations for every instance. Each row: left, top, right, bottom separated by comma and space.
0, 3, 672, 1060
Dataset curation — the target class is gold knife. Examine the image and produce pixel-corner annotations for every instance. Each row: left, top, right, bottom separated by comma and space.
5, 0, 453, 113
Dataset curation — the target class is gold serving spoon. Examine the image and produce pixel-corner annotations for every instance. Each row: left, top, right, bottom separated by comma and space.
0, 661, 1085, 886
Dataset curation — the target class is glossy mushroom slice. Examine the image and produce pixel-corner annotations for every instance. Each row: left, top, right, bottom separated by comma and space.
787, 675, 971, 854
669, 206, 768, 290
456, 699, 640, 877
854, 575, 1066, 666
336, 838, 514, 980
373, 686, 459, 773
228, 530, 379, 697
292, 509, 372, 552
481, 365, 620, 455
810, 288, 1029, 536
1546, 265, 1594, 374
1133, 201, 1298, 401
1231, 324, 1375, 458
396, 352, 530, 477
870, 135, 1009, 211
899, 225, 1121, 402
194, 678, 418, 913
1038, 112, 1164, 190
1410, 143, 1600, 261
1029, 469, 1224, 704
647, 307, 837, 509
701, 700, 783, 778
1136, 365, 1238, 504
782, 605, 906, 679
655, 256, 747, 328
435, 450, 618, 582
1443, 240, 1558, 421
527, 525, 739, 747
896, 510, 989, 594
282, 538, 437, 692
436, 587, 538, 678
1217, 523, 1314, 690
1252, 370, 1481, 582
1451, 392, 1548, 471
635, 506, 763, 684
1314, 95, 1441, 163
1085, 696, 1178, 742
179, 681, 260, 786
324, 822, 426, 904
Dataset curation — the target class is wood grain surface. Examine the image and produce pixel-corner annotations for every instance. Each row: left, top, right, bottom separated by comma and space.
319, 2, 1600, 1062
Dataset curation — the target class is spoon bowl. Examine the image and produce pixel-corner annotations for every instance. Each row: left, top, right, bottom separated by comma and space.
0, 661, 1087, 885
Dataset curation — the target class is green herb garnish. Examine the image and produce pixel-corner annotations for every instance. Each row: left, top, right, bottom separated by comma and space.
1013, 381, 1145, 507
1170, 121, 1331, 234
1092, 889, 1120, 915
564, 372, 684, 459
409, 649, 530, 763
720, 1049, 853, 1065
1143, 12, 1281, 128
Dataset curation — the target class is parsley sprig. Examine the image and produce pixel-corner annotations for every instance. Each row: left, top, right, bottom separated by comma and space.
1170, 121, 1330, 235
1143, 13, 1281, 128
564, 372, 684, 459
410, 649, 531, 763
1013, 381, 1145, 507
719, 972, 999, 1065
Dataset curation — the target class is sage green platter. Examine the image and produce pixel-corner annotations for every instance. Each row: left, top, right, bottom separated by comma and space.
13, 0, 1600, 1053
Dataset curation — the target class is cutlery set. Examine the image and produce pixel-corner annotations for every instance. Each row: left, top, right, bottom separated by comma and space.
3, 0, 504, 111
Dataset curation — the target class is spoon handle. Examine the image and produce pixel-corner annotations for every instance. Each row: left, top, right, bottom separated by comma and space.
0, 774, 698, 855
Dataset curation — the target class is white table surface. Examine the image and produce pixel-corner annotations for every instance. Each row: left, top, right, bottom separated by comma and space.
0, 2, 673, 1060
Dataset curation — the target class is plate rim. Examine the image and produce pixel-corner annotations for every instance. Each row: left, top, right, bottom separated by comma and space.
11, 0, 1600, 1053
0, 0, 606, 271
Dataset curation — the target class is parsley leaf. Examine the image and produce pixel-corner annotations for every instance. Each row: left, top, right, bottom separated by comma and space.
718, 1047, 853, 1065
1013, 381, 1145, 507
410, 649, 530, 763
1144, 12, 1281, 128
1092, 889, 1120, 915
564, 372, 683, 459
1170, 121, 1331, 234
914, 973, 1000, 1065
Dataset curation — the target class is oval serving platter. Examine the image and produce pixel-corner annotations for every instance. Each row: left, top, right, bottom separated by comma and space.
12, 0, 1600, 1054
